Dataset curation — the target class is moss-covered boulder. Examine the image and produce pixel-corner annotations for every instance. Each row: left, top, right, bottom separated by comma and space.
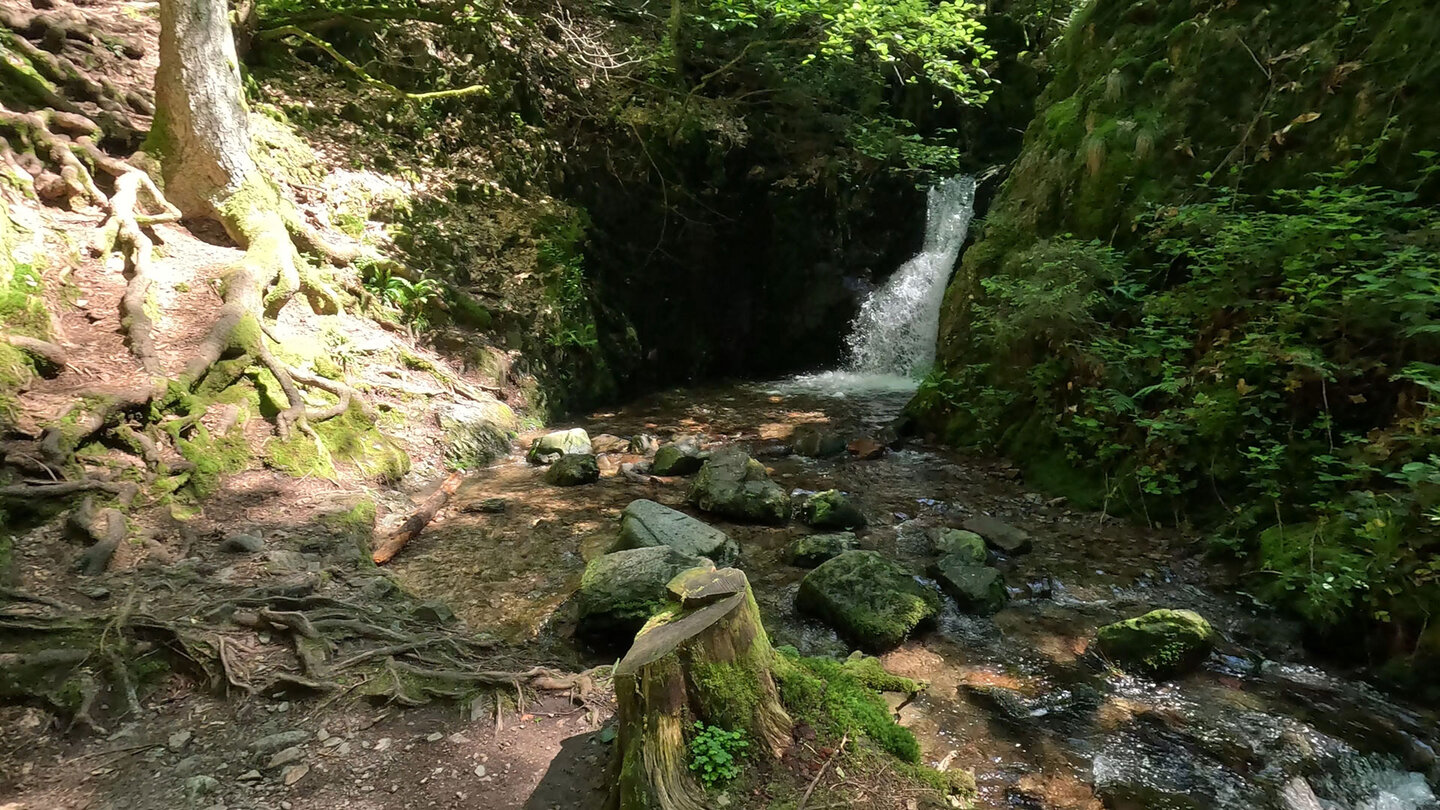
962, 515, 1033, 554
796, 551, 939, 651
929, 556, 1008, 615
687, 447, 790, 525
650, 439, 703, 476
439, 399, 518, 470
527, 428, 591, 464
1095, 609, 1216, 679
929, 528, 987, 564
609, 498, 738, 566
544, 453, 599, 486
798, 489, 866, 530
785, 531, 858, 568
575, 547, 713, 650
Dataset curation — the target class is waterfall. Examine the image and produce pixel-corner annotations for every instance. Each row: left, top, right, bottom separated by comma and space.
844, 175, 976, 378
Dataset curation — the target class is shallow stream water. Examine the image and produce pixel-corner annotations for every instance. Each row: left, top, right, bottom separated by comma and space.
396, 378, 1439, 810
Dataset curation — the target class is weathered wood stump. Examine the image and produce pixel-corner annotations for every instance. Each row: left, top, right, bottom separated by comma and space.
608, 566, 793, 810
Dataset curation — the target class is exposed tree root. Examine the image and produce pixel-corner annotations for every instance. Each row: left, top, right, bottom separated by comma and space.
4, 334, 67, 372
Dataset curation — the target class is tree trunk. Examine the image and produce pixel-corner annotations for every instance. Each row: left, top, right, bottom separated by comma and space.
152, 0, 256, 219
608, 567, 792, 810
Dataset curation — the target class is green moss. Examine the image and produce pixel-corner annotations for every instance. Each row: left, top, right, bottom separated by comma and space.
772, 648, 922, 764
176, 425, 251, 498
313, 404, 411, 483
691, 660, 763, 733
264, 432, 337, 479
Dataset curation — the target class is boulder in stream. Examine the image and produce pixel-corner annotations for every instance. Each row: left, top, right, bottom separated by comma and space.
929, 528, 987, 564
1095, 609, 1216, 679
792, 425, 847, 458
962, 515, 1034, 554
650, 438, 704, 476
930, 555, 1008, 615
590, 433, 631, 454
798, 489, 866, 530
527, 428, 591, 464
544, 453, 599, 486
785, 531, 858, 568
575, 547, 714, 649
609, 499, 738, 566
796, 550, 939, 651
687, 447, 791, 524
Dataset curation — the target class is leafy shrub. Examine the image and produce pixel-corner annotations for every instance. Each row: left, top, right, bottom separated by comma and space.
687, 722, 748, 788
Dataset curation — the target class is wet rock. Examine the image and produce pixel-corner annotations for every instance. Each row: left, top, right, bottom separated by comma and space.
930, 556, 1008, 615
250, 730, 310, 754
628, 434, 659, 455
576, 547, 714, 650
462, 497, 509, 514
687, 448, 790, 525
846, 437, 886, 460
221, 533, 264, 553
795, 550, 939, 652
527, 428, 591, 464
610, 499, 738, 566
1095, 609, 1216, 679
962, 515, 1033, 554
544, 454, 600, 486
929, 528, 987, 564
784, 532, 857, 568
798, 490, 866, 530
751, 442, 793, 459
651, 439, 704, 476
439, 399, 519, 470
412, 600, 455, 624
590, 434, 631, 454
792, 426, 846, 458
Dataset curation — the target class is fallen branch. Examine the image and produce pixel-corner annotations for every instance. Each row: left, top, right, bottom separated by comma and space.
797, 732, 848, 810
259, 26, 488, 102
372, 471, 463, 564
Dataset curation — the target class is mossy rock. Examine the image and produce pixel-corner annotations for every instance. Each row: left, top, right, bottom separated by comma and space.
962, 515, 1033, 554
784, 531, 857, 568
575, 546, 713, 652
687, 447, 791, 525
792, 425, 846, 458
929, 556, 1008, 615
544, 453, 599, 486
610, 498, 738, 566
798, 489, 866, 530
929, 528, 987, 564
1095, 609, 1216, 679
527, 427, 591, 464
651, 441, 703, 476
440, 399, 519, 470
796, 551, 939, 652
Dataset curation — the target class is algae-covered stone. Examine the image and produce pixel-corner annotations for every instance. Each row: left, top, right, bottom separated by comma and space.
576, 547, 714, 650
527, 428, 591, 464
651, 441, 704, 476
795, 550, 939, 651
784, 532, 857, 568
962, 515, 1033, 554
544, 453, 599, 486
1095, 609, 1216, 679
930, 556, 1007, 615
439, 399, 519, 470
610, 499, 738, 565
792, 425, 847, 458
687, 447, 791, 525
929, 528, 987, 564
798, 489, 866, 530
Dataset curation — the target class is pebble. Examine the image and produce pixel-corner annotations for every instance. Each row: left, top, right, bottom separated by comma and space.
184, 775, 220, 798
281, 765, 309, 786
266, 747, 305, 769
220, 533, 264, 553
374, 738, 393, 752
237, 770, 262, 781
250, 730, 308, 754
425, 732, 443, 742
473, 765, 486, 778
169, 730, 193, 751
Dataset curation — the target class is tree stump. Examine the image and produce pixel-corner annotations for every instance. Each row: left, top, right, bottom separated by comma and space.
608, 566, 793, 810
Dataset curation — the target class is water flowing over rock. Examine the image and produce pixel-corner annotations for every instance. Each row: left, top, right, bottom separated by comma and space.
796, 550, 939, 651
844, 176, 976, 378
609, 499, 738, 566
686, 447, 791, 525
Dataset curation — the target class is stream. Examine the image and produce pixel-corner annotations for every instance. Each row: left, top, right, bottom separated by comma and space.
390, 177, 1440, 810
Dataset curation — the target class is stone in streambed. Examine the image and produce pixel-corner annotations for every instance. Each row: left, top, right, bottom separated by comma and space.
929, 528, 986, 564
1095, 609, 1216, 679
687, 448, 790, 525
651, 439, 704, 476
576, 547, 714, 650
590, 434, 631, 454
609, 499, 738, 566
544, 453, 599, 486
784, 532, 857, 568
792, 425, 846, 458
929, 555, 1008, 615
527, 428, 591, 464
796, 550, 939, 652
962, 515, 1033, 554
798, 489, 865, 529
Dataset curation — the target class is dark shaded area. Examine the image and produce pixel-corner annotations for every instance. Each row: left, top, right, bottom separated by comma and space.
522, 729, 612, 810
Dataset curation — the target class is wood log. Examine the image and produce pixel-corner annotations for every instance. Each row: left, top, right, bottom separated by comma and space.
608, 566, 792, 810
371, 471, 463, 565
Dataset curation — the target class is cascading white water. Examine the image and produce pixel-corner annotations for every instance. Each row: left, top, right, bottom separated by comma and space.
844, 175, 976, 378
